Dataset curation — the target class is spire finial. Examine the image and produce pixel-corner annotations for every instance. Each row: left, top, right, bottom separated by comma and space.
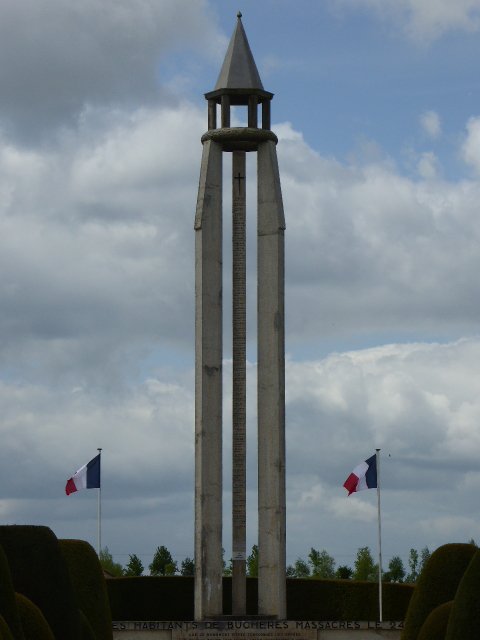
237, 11, 242, 19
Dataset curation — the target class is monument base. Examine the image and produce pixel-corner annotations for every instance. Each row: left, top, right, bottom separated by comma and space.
112, 620, 403, 640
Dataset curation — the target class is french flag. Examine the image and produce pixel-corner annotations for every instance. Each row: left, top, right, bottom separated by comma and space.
343, 453, 377, 496
65, 454, 101, 496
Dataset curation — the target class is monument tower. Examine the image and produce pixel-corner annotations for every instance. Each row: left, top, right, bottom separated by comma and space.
195, 13, 286, 620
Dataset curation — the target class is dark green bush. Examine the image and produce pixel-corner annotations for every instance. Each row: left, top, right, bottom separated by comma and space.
108, 576, 194, 620
108, 576, 260, 620
445, 549, 480, 640
59, 539, 112, 640
107, 575, 413, 621
0, 526, 81, 640
0, 546, 24, 640
287, 579, 345, 619
401, 543, 476, 640
15, 594, 54, 640
418, 601, 452, 640
0, 615, 14, 640
78, 609, 96, 640
287, 578, 412, 620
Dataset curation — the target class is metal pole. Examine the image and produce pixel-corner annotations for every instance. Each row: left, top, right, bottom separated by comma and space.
376, 448, 383, 622
97, 448, 102, 556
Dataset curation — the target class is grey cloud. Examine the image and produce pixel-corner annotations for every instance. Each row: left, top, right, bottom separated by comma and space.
2, 0, 480, 569
276, 126, 480, 345
0, 0, 220, 141
0, 105, 202, 386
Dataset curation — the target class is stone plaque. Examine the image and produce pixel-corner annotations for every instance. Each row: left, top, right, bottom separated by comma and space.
173, 621, 315, 640
112, 621, 405, 638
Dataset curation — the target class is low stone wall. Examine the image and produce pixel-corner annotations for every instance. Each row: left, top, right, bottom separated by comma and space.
112, 620, 403, 640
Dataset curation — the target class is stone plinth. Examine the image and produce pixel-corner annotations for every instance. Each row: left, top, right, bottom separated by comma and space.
112, 620, 403, 640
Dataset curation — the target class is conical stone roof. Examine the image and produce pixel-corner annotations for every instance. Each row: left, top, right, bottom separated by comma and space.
214, 12, 264, 91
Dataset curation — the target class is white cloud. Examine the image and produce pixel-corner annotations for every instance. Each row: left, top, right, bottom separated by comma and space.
461, 116, 480, 174
330, 496, 377, 523
417, 151, 439, 179
420, 110, 441, 139
0, 103, 206, 385
276, 121, 480, 345
333, 0, 480, 41
284, 338, 480, 557
71, 104, 204, 211
419, 515, 480, 539
283, 337, 480, 561
406, 0, 480, 40
2, 0, 480, 569
2, 95, 480, 559
287, 339, 480, 474
4, 335, 480, 562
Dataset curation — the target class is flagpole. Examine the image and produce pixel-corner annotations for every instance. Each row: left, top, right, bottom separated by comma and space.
97, 448, 102, 556
376, 448, 383, 622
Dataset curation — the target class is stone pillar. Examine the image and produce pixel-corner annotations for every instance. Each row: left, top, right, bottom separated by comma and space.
232, 151, 247, 615
194, 139, 223, 620
257, 140, 286, 619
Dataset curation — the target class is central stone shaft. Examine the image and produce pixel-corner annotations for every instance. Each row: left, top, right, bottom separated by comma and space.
232, 151, 247, 615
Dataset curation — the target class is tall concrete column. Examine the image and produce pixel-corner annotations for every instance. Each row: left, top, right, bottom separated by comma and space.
194, 139, 223, 620
257, 140, 286, 619
195, 12, 287, 621
232, 151, 247, 615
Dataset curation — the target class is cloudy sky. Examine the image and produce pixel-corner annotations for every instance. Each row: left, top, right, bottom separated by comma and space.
2, 0, 480, 576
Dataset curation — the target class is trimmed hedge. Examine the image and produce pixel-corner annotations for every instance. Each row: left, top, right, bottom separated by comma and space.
286, 579, 344, 620
78, 609, 96, 640
0, 615, 14, 640
108, 576, 194, 621
59, 539, 113, 640
107, 575, 413, 621
15, 594, 54, 640
401, 543, 477, 640
0, 546, 24, 640
0, 526, 81, 640
445, 549, 480, 640
417, 601, 452, 640
288, 579, 412, 621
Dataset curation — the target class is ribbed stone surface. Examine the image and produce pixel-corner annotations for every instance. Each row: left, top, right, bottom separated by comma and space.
257, 140, 286, 619
232, 151, 247, 615
194, 139, 223, 620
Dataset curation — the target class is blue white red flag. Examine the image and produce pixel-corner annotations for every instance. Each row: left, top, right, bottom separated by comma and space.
65, 454, 101, 495
343, 454, 377, 496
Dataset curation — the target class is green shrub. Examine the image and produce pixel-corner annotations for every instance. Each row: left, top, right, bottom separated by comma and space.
15, 594, 54, 640
287, 578, 412, 620
0, 546, 24, 640
445, 549, 480, 639
59, 539, 112, 640
0, 525, 81, 640
287, 579, 344, 619
0, 615, 14, 640
107, 575, 413, 621
401, 543, 476, 640
380, 582, 414, 621
417, 601, 452, 640
108, 576, 258, 620
108, 576, 194, 620
78, 609, 96, 640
